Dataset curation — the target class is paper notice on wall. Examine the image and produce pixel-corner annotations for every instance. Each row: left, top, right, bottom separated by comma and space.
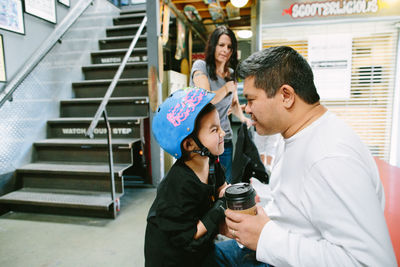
0, 35, 5, 82
308, 34, 352, 100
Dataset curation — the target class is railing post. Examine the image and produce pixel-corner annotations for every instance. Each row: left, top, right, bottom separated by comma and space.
103, 109, 117, 218
85, 16, 147, 218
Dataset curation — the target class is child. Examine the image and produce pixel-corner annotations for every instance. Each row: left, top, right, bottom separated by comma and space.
145, 87, 228, 267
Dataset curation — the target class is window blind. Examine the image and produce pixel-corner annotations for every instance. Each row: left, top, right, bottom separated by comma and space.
262, 21, 398, 161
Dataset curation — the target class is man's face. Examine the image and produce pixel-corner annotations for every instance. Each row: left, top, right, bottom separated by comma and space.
243, 76, 282, 136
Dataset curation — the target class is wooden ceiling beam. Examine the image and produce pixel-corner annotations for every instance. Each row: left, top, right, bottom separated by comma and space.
163, 0, 208, 43
167, 0, 253, 39
170, 0, 252, 21
196, 9, 251, 18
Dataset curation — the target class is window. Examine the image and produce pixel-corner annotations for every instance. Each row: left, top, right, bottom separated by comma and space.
262, 21, 398, 161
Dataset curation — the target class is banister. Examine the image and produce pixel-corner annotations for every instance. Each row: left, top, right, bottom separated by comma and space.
85, 15, 147, 218
86, 15, 147, 139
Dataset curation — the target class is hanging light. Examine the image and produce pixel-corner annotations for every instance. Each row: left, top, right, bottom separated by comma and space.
230, 0, 249, 8
237, 30, 252, 39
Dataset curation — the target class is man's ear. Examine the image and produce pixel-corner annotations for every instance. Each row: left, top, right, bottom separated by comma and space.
279, 84, 295, 109
182, 137, 196, 152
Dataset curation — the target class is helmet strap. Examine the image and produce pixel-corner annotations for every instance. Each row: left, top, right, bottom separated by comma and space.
191, 134, 218, 198
191, 134, 213, 158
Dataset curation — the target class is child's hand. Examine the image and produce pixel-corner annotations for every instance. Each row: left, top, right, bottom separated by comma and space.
218, 182, 229, 198
219, 220, 233, 238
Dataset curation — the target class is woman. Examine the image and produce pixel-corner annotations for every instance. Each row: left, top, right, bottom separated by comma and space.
190, 26, 251, 183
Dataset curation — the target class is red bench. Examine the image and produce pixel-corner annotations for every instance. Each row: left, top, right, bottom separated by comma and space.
375, 157, 400, 264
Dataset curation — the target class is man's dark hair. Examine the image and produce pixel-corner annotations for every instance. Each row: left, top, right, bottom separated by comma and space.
180, 103, 217, 161
205, 26, 238, 81
237, 46, 320, 104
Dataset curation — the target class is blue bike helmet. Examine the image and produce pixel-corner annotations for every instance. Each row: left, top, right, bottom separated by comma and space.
152, 87, 215, 159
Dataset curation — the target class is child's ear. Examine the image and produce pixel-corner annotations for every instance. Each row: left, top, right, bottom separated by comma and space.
182, 137, 196, 151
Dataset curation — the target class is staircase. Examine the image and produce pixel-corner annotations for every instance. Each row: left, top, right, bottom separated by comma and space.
0, 7, 150, 218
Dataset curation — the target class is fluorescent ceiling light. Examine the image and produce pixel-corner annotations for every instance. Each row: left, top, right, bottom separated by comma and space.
230, 0, 249, 8
237, 30, 252, 39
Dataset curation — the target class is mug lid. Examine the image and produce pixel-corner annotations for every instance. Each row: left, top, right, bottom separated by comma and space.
225, 183, 255, 200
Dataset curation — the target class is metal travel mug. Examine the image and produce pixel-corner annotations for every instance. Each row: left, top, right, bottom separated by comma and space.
224, 183, 257, 215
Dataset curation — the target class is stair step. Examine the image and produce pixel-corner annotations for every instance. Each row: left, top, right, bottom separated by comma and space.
120, 8, 146, 16
113, 13, 146, 25
33, 138, 139, 164
17, 163, 128, 193
0, 188, 117, 211
124, 175, 146, 186
82, 62, 147, 80
106, 24, 146, 37
18, 162, 128, 175
98, 35, 147, 50
34, 138, 139, 147
72, 78, 148, 98
0, 5, 152, 220
91, 48, 147, 64
47, 116, 144, 139
60, 97, 149, 118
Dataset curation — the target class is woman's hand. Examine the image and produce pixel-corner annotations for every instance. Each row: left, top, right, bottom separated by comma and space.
224, 81, 237, 96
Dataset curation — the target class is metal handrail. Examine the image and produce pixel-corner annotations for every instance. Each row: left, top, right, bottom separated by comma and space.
86, 15, 147, 138
0, 0, 93, 109
86, 15, 147, 218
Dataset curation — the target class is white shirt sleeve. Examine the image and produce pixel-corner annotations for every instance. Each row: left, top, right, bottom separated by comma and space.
256, 156, 397, 267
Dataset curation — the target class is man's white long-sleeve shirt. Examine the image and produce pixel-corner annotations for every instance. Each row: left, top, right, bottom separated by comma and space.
255, 111, 397, 266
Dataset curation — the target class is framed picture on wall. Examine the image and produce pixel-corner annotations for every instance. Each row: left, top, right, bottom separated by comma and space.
24, 0, 57, 24
0, 34, 6, 82
58, 0, 70, 7
0, 0, 25, 35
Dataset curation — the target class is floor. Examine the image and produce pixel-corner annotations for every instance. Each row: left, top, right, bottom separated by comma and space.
0, 124, 242, 267
0, 187, 156, 267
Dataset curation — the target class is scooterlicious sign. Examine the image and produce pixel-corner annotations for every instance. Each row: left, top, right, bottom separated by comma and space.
282, 0, 378, 19
261, 0, 400, 24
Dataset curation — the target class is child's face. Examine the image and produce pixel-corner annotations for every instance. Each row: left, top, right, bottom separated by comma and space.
197, 109, 226, 156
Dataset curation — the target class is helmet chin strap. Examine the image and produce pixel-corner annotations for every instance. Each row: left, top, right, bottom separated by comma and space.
191, 134, 218, 199
191, 134, 214, 159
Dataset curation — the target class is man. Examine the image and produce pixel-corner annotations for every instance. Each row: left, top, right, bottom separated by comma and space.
215, 46, 396, 266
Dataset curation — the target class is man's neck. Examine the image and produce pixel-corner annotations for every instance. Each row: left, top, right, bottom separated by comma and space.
283, 103, 327, 139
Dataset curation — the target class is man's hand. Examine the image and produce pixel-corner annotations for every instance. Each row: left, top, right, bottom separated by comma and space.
225, 205, 270, 251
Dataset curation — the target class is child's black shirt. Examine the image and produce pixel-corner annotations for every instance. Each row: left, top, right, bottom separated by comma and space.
144, 158, 225, 267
